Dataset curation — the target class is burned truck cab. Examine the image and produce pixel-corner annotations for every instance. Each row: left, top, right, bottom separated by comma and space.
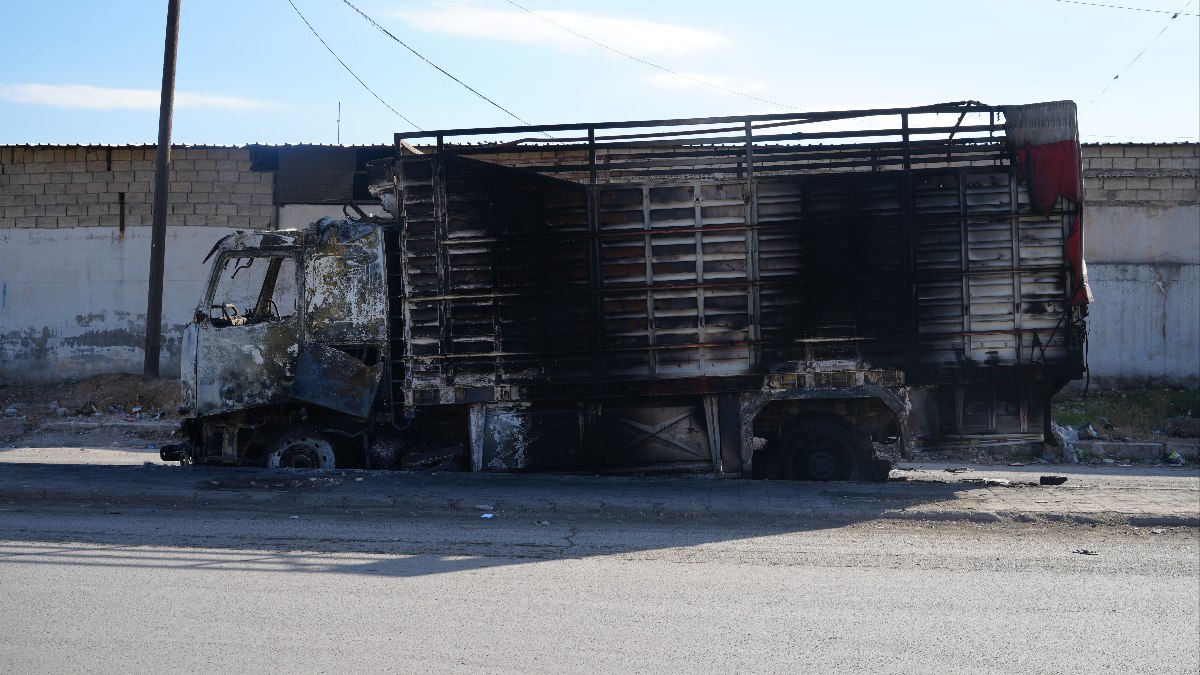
167, 219, 388, 468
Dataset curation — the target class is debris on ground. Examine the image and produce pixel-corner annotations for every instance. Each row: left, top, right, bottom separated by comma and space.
960, 477, 1013, 486
1040, 475, 1069, 486
1072, 549, 1099, 556
1053, 388, 1198, 442
1050, 421, 1080, 463
401, 445, 467, 471
1162, 416, 1200, 438
0, 374, 179, 445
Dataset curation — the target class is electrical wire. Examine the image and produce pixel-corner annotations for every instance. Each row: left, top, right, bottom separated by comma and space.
340, 0, 546, 134
1083, 133, 1199, 139
1085, 1, 1194, 107
500, 0, 798, 110
1053, 0, 1198, 16
285, 0, 421, 129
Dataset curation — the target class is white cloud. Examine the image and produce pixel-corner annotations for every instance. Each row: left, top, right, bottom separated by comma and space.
642, 71, 767, 93
393, 3, 730, 57
0, 84, 280, 111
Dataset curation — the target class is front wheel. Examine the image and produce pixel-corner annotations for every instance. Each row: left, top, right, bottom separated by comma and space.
266, 429, 336, 470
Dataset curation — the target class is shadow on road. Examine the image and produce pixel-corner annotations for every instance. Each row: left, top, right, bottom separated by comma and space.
0, 460, 1045, 579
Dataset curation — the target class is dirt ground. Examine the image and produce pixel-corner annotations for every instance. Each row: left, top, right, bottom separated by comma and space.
0, 374, 180, 445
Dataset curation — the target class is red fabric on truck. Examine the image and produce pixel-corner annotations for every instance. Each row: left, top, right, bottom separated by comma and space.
1016, 139, 1089, 304
1017, 138, 1082, 212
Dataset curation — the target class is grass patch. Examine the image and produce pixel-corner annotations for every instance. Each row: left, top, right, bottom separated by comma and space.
1053, 388, 1198, 437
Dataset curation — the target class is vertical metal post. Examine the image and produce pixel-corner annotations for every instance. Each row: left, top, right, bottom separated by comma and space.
743, 121, 755, 179
143, 0, 181, 377
587, 127, 596, 186
900, 112, 918, 358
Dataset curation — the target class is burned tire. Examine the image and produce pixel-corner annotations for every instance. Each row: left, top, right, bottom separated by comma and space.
780, 419, 864, 482
266, 429, 336, 470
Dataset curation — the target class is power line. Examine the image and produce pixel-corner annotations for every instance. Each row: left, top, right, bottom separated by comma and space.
1053, 0, 1198, 16
1082, 133, 1199, 139
500, 0, 798, 110
285, 0, 421, 129
340, 0, 545, 134
1086, 1, 1194, 107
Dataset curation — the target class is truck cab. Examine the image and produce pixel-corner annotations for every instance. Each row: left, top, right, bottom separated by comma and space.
170, 219, 389, 468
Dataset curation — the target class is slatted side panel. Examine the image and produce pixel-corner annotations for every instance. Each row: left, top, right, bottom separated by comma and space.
912, 169, 1073, 370
597, 183, 755, 377
398, 158, 593, 393
395, 157, 1076, 398
393, 159, 442, 396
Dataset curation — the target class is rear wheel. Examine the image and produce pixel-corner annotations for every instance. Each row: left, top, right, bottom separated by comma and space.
266, 429, 336, 470
780, 419, 862, 481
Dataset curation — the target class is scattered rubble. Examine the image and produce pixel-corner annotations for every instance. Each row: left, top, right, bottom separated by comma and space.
1162, 416, 1200, 438
0, 374, 179, 445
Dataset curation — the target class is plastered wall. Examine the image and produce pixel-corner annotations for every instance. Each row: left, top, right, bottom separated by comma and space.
1081, 144, 1199, 388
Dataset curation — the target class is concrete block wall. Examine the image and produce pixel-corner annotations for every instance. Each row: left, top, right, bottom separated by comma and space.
1082, 143, 1200, 206
0, 146, 274, 231
1081, 144, 1199, 389
0, 146, 275, 383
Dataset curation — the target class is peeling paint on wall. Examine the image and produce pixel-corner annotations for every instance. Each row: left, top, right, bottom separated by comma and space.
0, 226, 242, 383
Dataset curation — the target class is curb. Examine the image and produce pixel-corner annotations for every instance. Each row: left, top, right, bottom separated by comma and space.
35, 419, 178, 434
2, 478, 1196, 528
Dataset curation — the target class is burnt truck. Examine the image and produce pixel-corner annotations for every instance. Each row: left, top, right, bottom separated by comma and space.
163, 101, 1090, 481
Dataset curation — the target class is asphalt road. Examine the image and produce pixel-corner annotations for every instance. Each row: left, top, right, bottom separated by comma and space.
1, 503, 1197, 673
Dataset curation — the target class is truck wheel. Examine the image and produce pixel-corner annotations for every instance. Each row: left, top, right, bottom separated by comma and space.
780, 419, 861, 481
267, 429, 336, 470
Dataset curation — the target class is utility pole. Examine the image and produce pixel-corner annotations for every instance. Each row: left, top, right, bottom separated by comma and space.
144, 0, 182, 377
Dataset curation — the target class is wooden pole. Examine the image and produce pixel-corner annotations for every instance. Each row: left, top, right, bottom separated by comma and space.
144, 0, 181, 377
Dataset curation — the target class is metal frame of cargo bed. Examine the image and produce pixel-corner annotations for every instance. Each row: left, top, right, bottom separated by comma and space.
394, 102, 1010, 184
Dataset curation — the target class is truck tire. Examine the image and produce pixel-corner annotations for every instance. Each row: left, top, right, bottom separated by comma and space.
779, 419, 863, 482
267, 428, 336, 470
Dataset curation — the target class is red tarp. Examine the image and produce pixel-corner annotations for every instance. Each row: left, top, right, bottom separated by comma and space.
1016, 138, 1090, 306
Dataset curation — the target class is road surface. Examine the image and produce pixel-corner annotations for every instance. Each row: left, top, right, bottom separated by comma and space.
1, 501, 1196, 673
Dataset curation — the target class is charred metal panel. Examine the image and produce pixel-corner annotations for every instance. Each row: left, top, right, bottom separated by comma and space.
474, 404, 586, 471
303, 220, 388, 344
191, 319, 299, 416
471, 401, 714, 471
180, 322, 199, 414
291, 343, 382, 418
596, 403, 712, 468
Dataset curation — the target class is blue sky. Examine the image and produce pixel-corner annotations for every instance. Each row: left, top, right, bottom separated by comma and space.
2, 0, 1197, 145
